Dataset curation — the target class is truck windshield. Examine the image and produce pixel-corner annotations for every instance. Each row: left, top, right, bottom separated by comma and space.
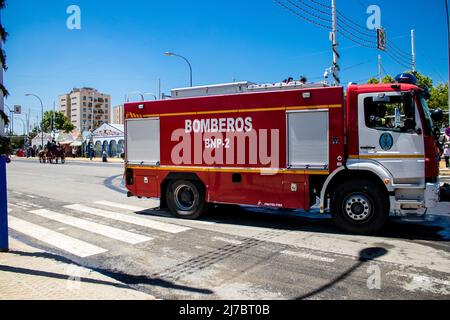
418, 94, 434, 133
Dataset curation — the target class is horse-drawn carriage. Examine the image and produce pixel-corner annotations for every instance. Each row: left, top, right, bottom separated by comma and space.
38, 144, 65, 164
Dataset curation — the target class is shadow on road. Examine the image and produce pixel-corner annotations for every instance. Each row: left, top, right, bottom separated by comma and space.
4, 251, 214, 296
295, 247, 388, 300
137, 205, 450, 242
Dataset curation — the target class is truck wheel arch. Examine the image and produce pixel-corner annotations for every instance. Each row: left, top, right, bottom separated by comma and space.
320, 164, 393, 213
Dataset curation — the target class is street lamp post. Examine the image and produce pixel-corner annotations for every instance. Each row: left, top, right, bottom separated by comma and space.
164, 52, 193, 87
25, 94, 44, 149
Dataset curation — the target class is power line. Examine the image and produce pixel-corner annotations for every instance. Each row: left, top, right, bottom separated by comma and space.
274, 0, 331, 30
385, 50, 411, 70
294, 0, 331, 17
284, 0, 332, 24
307, 0, 331, 9
274, 0, 414, 70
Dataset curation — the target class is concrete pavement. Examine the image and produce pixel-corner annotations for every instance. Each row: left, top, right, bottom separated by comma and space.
2, 160, 450, 300
0, 238, 155, 300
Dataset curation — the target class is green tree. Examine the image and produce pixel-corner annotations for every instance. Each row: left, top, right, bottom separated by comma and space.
367, 77, 379, 84
406, 71, 433, 88
41, 111, 75, 133
428, 83, 449, 127
382, 75, 394, 84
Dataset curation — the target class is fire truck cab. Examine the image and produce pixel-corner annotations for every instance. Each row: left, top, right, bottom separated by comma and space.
124, 74, 444, 234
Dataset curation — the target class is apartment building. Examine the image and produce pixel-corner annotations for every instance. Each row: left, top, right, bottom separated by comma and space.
59, 88, 111, 132
112, 105, 124, 125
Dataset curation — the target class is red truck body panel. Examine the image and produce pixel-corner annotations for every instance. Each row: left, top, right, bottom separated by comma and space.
125, 87, 345, 209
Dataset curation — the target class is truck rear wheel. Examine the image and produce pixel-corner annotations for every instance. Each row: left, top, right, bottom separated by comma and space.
331, 179, 389, 235
166, 180, 208, 219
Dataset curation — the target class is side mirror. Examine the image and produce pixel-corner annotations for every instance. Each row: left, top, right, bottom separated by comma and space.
433, 127, 441, 140
431, 109, 444, 123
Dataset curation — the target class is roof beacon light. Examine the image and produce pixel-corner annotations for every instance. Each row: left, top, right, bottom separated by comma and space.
394, 73, 418, 85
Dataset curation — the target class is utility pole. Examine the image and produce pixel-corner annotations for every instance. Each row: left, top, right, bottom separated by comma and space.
158, 78, 161, 100
411, 29, 416, 72
330, 0, 340, 86
378, 54, 382, 83
51, 101, 55, 138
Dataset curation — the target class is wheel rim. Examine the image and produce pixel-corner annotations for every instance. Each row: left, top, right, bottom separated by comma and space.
343, 193, 373, 222
174, 185, 196, 212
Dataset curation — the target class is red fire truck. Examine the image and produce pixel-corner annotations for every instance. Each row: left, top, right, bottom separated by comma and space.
124, 74, 445, 234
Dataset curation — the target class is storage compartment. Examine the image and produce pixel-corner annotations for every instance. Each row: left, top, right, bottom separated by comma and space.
287, 110, 329, 170
126, 118, 160, 165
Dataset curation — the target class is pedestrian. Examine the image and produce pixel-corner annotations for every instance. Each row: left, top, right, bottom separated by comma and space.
444, 144, 450, 168
102, 150, 108, 163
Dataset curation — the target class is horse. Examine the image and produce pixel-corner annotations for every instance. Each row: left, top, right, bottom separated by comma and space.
46, 146, 66, 164
38, 150, 47, 163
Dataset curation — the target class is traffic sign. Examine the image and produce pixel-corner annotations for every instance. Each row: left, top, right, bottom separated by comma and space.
14, 105, 22, 114
377, 28, 386, 51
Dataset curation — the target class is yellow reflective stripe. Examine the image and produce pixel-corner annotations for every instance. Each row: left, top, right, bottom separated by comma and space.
126, 165, 329, 175
350, 154, 425, 159
125, 104, 342, 119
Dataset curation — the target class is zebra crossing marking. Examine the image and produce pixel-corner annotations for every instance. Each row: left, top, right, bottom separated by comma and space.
94, 200, 148, 212
8, 216, 108, 258
30, 209, 153, 245
64, 204, 191, 234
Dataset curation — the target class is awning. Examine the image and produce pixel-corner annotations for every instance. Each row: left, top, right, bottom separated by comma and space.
70, 141, 82, 147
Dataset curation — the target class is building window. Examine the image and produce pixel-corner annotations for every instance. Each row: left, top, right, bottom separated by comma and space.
83, 96, 87, 101
83, 102, 86, 106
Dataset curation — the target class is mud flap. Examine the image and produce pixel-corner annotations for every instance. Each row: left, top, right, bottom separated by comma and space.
440, 184, 450, 202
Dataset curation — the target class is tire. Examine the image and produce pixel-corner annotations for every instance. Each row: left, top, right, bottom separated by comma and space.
166, 180, 208, 219
331, 179, 390, 235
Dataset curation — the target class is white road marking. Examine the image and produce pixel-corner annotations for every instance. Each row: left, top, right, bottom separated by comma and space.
8, 216, 107, 258
388, 270, 450, 295
281, 250, 336, 263
212, 236, 243, 246
94, 200, 148, 212
17, 201, 42, 209
8, 203, 30, 210
64, 204, 191, 234
30, 209, 152, 245
26, 195, 37, 199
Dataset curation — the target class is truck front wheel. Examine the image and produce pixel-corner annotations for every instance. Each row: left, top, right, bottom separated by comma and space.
167, 180, 208, 219
331, 179, 389, 235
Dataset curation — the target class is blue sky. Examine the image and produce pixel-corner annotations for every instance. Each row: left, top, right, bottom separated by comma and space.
2, 0, 449, 133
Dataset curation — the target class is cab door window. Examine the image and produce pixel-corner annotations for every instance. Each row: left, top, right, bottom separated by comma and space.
364, 94, 416, 133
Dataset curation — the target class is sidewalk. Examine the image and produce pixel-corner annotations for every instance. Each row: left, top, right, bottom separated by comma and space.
0, 238, 155, 300
11, 156, 124, 164
440, 161, 450, 176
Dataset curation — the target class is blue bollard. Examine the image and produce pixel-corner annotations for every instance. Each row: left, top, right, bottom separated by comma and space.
0, 155, 9, 252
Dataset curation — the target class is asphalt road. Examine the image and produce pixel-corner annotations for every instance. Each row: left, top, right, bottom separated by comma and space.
4, 159, 450, 300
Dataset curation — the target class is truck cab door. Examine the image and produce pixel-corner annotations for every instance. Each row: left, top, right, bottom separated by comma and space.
357, 92, 425, 184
